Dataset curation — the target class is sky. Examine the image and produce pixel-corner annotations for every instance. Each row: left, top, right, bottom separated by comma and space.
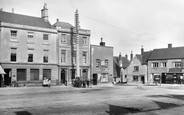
1, 0, 184, 58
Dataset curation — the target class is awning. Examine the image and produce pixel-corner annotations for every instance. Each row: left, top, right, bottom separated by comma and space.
168, 68, 183, 73
0, 65, 6, 74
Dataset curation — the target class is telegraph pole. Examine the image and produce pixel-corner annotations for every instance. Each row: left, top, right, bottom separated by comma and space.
75, 9, 80, 78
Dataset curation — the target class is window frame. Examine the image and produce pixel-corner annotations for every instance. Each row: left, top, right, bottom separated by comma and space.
61, 50, 66, 63
10, 48, 17, 62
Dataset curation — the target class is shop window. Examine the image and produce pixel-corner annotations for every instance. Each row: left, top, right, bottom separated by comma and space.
17, 69, 26, 81
30, 69, 39, 81
43, 69, 51, 79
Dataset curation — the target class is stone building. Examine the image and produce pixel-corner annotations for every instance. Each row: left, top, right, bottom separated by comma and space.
90, 38, 113, 85
52, 20, 91, 85
113, 53, 130, 82
147, 44, 184, 84
0, 4, 58, 86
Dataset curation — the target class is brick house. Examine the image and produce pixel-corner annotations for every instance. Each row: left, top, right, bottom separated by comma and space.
90, 38, 113, 85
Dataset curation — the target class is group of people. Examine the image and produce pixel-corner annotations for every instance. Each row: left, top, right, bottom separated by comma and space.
42, 77, 51, 87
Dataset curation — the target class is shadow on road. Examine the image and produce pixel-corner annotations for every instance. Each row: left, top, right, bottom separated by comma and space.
15, 111, 32, 115
147, 94, 184, 101
106, 104, 141, 115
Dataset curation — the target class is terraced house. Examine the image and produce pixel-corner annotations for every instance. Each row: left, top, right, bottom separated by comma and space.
148, 44, 184, 84
53, 19, 91, 85
0, 4, 58, 86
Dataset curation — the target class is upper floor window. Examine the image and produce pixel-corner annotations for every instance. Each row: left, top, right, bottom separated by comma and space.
174, 62, 181, 68
134, 66, 139, 72
28, 32, 34, 38
105, 60, 108, 69
82, 51, 87, 64
96, 59, 100, 69
43, 50, 48, 63
43, 34, 49, 40
161, 62, 167, 68
61, 34, 67, 43
82, 36, 87, 45
61, 50, 66, 63
152, 62, 159, 68
28, 49, 33, 62
11, 30, 17, 39
10, 48, 17, 62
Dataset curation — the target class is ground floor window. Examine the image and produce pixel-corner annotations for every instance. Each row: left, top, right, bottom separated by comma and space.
101, 73, 108, 82
133, 76, 138, 81
17, 69, 26, 81
30, 69, 39, 81
43, 69, 51, 79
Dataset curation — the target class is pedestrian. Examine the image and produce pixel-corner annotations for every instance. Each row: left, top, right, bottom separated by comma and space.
180, 75, 183, 85
48, 78, 51, 87
86, 80, 89, 87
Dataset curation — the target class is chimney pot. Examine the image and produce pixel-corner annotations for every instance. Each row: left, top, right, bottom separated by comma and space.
12, 8, 14, 13
168, 44, 172, 48
57, 19, 59, 22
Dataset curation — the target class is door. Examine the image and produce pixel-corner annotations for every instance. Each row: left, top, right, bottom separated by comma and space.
82, 70, 88, 81
4, 69, 11, 86
141, 76, 145, 84
93, 74, 97, 85
61, 69, 66, 84
162, 73, 166, 84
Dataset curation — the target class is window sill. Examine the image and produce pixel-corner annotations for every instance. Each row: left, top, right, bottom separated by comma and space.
10, 39, 19, 43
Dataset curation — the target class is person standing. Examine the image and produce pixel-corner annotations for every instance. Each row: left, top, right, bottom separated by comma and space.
180, 75, 183, 85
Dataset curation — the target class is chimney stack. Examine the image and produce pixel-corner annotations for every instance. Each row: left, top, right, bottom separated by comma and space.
168, 44, 172, 48
125, 54, 128, 59
100, 37, 105, 46
12, 8, 14, 13
57, 19, 59, 22
130, 51, 133, 61
0, 8, 3, 11
119, 52, 122, 67
141, 45, 144, 55
41, 3, 48, 21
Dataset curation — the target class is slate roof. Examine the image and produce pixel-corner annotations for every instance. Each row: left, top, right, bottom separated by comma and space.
52, 21, 74, 28
114, 56, 130, 69
0, 11, 52, 29
135, 54, 142, 63
148, 47, 184, 60
142, 51, 152, 64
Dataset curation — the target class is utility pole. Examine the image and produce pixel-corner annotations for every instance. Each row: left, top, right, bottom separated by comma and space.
75, 9, 80, 78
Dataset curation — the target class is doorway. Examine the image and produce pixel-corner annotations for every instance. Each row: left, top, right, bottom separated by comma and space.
61, 69, 66, 84
93, 74, 97, 85
162, 73, 166, 84
141, 76, 145, 84
82, 70, 88, 81
4, 69, 11, 86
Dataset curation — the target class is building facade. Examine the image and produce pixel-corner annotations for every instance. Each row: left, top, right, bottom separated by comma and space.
147, 44, 184, 84
113, 53, 130, 83
0, 4, 58, 86
53, 20, 91, 85
90, 38, 113, 85
126, 54, 147, 84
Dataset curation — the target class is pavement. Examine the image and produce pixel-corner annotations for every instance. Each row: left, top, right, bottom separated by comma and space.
0, 84, 184, 115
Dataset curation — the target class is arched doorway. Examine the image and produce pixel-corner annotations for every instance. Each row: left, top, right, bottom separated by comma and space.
61, 69, 66, 84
